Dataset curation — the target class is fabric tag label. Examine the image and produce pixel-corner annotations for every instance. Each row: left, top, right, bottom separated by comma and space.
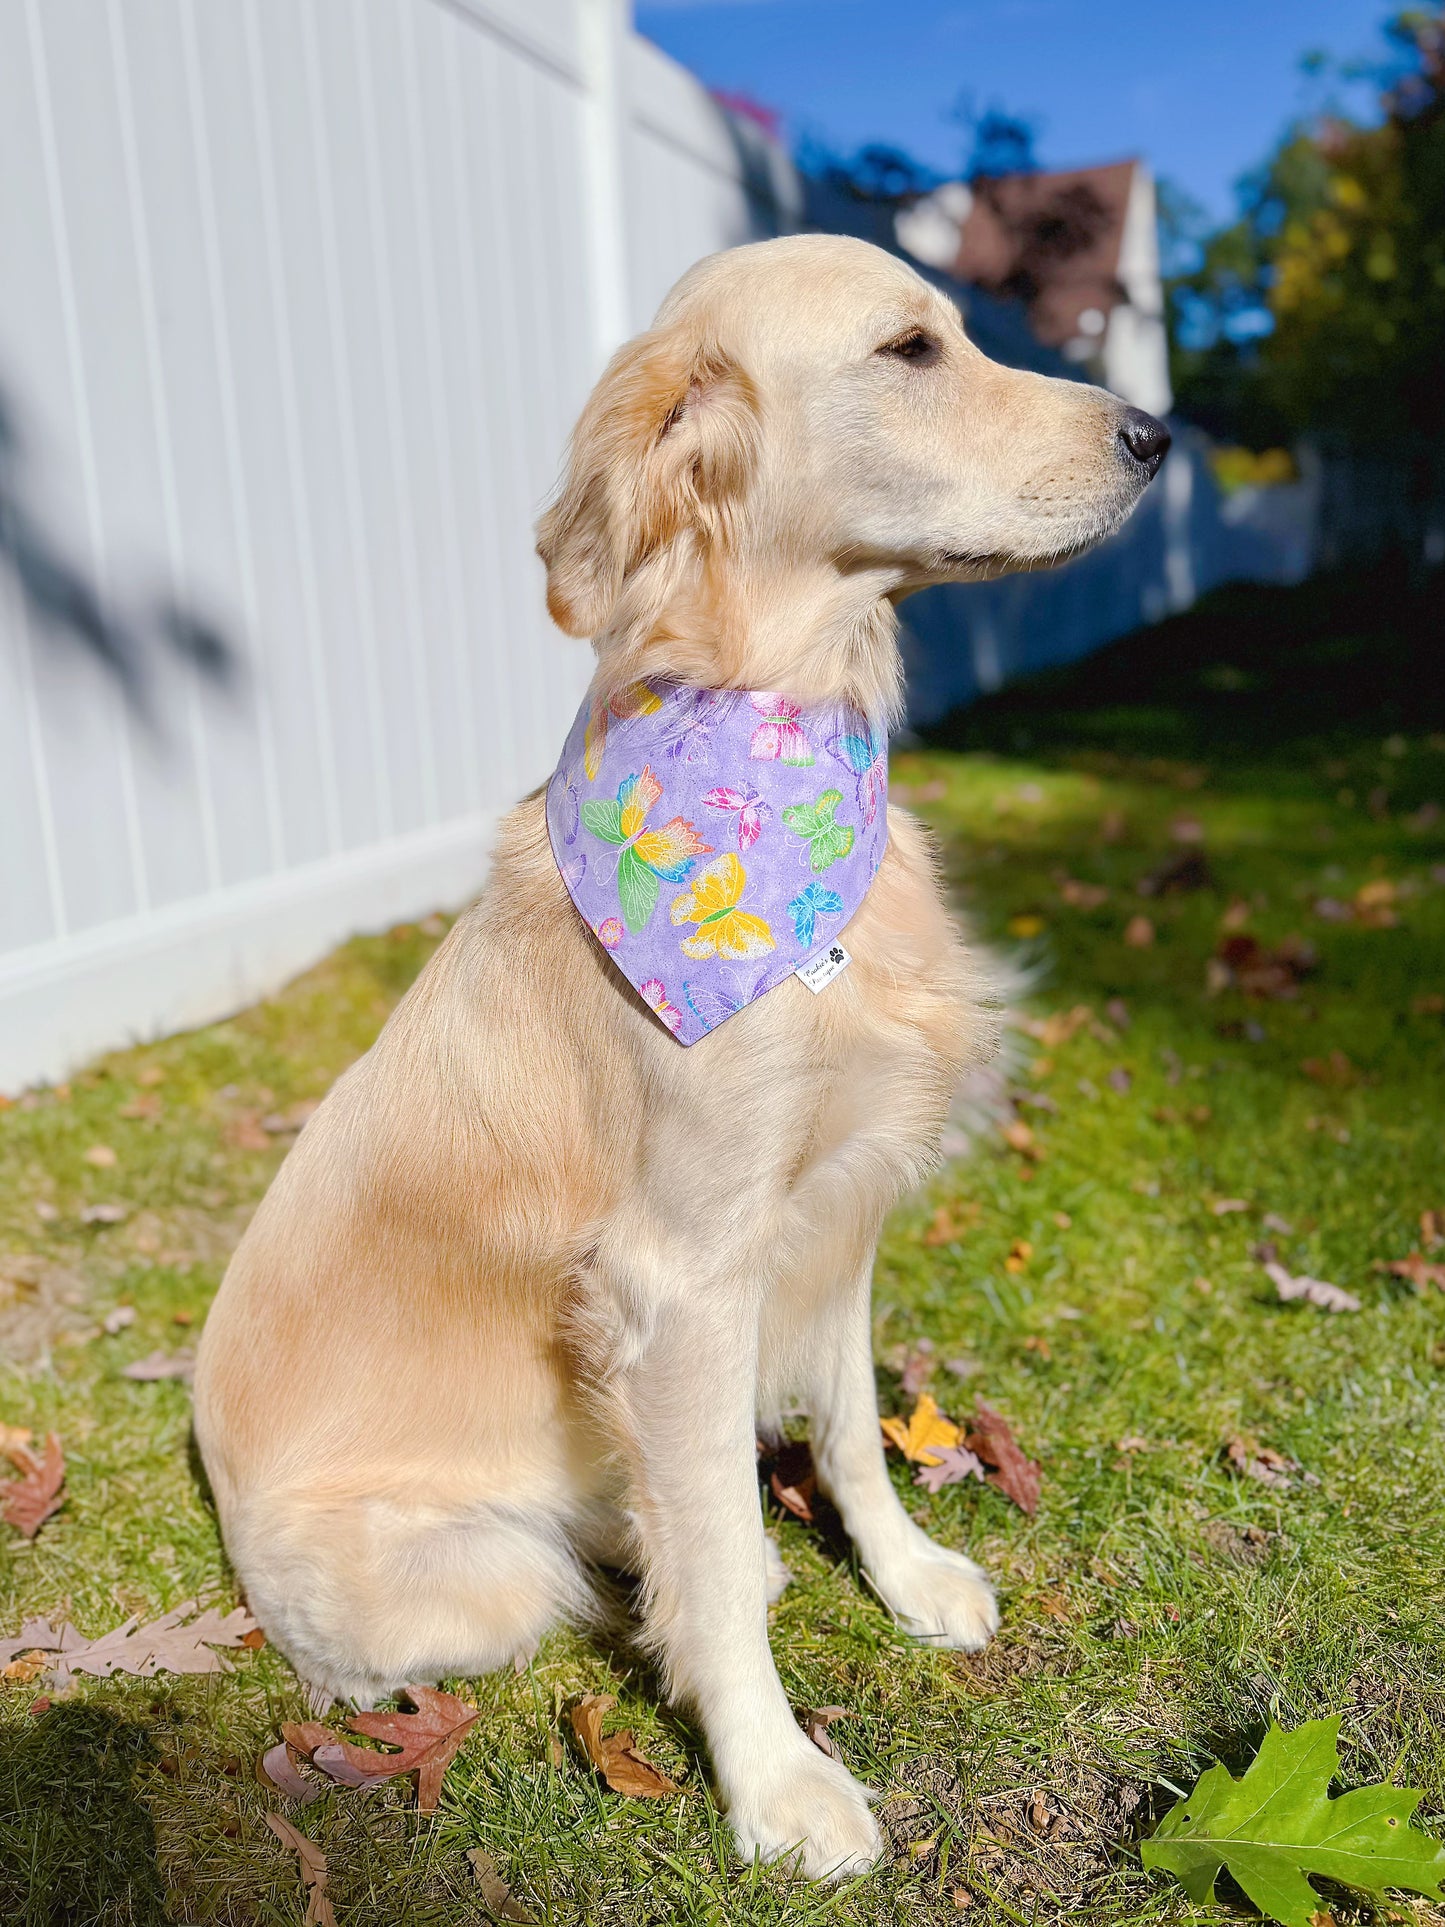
795, 943, 852, 994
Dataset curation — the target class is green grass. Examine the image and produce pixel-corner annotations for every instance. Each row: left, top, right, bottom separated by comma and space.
3, 570, 1444, 1926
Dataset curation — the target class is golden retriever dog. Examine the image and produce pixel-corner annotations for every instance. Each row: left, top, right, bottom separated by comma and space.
194, 233, 1167, 1878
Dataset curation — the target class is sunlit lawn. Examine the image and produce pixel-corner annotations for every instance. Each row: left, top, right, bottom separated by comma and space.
2, 569, 1443, 1925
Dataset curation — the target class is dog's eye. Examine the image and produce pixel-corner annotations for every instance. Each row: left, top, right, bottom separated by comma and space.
878, 330, 941, 366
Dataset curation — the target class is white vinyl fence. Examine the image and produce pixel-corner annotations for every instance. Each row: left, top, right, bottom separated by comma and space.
0, 0, 1314, 1093
0, 0, 797, 1091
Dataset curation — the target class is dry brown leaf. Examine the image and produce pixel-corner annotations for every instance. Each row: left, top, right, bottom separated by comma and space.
922, 1200, 981, 1245
881, 1393, 962, 1466
266, 1812, 335, 1927
964, 1403, 1042, 1516
1214, 933, 1316, 999
1001, 1118, 1044, 1160
1388, 1250, 1445, 1292
1138, 849, 1213, 896
1421, 1210, 1443, 1249
294, 1687, 479, 1811
569, 1694, 678, 1798
258, 1741, 324, 1805
1, 1432, 65, 1538
767, 1440, 817, 1524
1021, 1003, 1094, 1048
799, 1704, 851, 1759
913, 1444, 988, 1495
228, 1111, 273, 1151
467, 1847, 538, 1923
280, 1720, 373, 1785
1302, 1048, 1358, 1088
1224, 1436, 1302, 1490
2, 1650, 48, 1683
1264, 1260, 1360, 1313
121, 1349, 195, 1382
899, 1339, 936, 1396
1123, 915, 1155, 948
1003, 1239, 1033, 1274
0, 1600, 261, 1687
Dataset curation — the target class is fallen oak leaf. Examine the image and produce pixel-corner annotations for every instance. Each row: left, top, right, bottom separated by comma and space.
0, 1617, 85, 1669
266, 1813, 336, 1927
881, 1392, 962, 1466
1265, 1261, 1360, 1314
913, 1445, 988, 1495
799, 1705, 851, 1760
467, 1847, 538, 1923
1388, 1251, 1445, 1292
310, 1685, 479, 1811
766, 1440, 816, 1524
964, 1402, 1042, 1516
1224, 1436, 1310, 1491
281, 1721, 379, 1789
258, 1740, 325, 1805
1, 1650, 49, 1683
12, 1600, 263, 1688
121, 1349, 195, 1382
1, 1432, 65, 1539
922, 1200, 981, 1245
900, 1338, 936, 1396
569, 1693, 678, 1797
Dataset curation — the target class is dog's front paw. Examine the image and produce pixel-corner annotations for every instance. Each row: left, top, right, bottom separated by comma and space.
726, 1742, 881, 1881
871, 1541, 998, 1651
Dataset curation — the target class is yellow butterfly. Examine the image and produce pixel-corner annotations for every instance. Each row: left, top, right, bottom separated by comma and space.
584, 680, 663, 779
669, 853, 776, 961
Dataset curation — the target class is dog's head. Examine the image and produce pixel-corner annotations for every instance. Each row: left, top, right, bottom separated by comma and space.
537, 233, 1167, 705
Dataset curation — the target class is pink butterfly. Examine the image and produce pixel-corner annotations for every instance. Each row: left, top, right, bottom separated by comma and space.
826, 720, 887, 829
639, 978, 684, 1036
748, 692, 814, 767
701, 784, 772, 851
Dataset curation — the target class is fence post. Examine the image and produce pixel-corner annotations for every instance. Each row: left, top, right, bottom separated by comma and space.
577, 0, 633, 368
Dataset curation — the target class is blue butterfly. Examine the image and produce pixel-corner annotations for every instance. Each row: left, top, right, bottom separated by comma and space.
826, 719, 887, 828
788, 879, 845, 947
683, 967, 771, 1034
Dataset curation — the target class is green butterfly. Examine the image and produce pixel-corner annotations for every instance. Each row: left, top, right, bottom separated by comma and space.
782, 789, 855, 873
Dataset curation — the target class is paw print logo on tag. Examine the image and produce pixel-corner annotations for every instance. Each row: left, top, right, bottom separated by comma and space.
795, 943, 853, 995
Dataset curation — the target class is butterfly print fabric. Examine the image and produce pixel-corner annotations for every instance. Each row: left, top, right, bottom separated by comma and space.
546, 680, 889, 1045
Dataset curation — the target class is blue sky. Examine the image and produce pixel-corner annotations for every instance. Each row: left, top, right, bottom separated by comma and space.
634, 0, 1396, 221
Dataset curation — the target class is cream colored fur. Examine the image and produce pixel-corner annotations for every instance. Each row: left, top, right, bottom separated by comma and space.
194, 234, 1162, 1879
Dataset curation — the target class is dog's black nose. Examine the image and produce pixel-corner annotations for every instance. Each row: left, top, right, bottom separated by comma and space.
1117, 407, 1171, 475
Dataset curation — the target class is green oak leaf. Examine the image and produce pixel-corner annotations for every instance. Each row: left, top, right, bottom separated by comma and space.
1141, 1717, 1445, 1927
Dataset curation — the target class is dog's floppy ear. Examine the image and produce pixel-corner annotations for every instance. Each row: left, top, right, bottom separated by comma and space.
536, 326, 758, 639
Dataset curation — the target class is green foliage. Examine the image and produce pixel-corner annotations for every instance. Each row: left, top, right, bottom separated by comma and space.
1171, 8, 1445, 455
1142, 1717, 1445, 1926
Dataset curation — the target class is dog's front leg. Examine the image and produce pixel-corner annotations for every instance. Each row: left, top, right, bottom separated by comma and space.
808, 1262, 998, 1651
614, 1284, 880, 1880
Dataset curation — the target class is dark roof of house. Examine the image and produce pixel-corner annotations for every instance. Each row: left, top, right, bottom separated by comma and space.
949, 159, 1139, 347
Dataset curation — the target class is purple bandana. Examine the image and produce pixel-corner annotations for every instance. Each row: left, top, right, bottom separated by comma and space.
546, 680, 889, 1045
